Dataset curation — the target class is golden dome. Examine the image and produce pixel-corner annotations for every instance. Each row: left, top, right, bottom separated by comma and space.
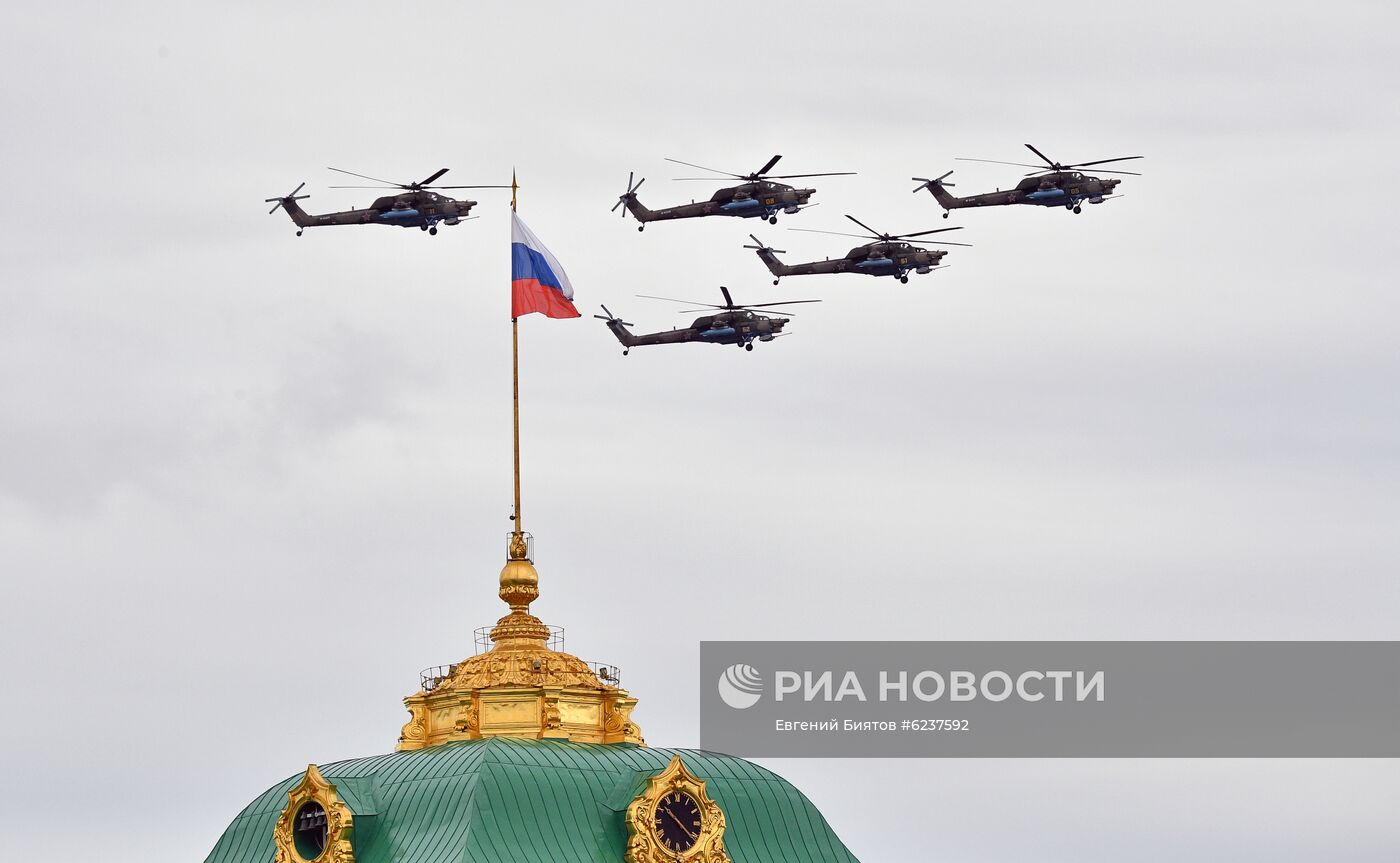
397, 534, 643, 750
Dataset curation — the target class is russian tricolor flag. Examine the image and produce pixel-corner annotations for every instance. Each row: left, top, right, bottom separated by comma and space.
511, 212, 580, 319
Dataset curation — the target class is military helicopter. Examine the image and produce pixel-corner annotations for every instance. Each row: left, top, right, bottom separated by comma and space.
594, 287, 820, 354
746, 216, 970, 285
264, 168, 509, 236
611, 155, 853, 230
913, 144, 1144, 218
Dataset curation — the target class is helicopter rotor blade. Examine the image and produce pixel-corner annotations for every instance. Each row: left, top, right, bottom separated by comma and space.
755, 154, 783, 177
1021, 167, 1141, 177
1061, 155, 1145, 169
419, 168, 450, 186
844, 214, 883, 237
955, 157, 1048, 169
762, 171, 858, 180
740, 300, 822, 309
267, 202, 282, 214
664, 157, 743, 179
787, 227, 874, 240
719, 286, 736, 308
329, 185, 401, 189
676, 306, 808, 317
327, 166, 405, 188
426, 184, 514, 190
894, 227, 966, 239
1024, 143, 1059, 169
637, 294, 723, 307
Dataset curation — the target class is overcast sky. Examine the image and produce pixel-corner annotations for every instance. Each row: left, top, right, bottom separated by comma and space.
2, 2, 1397, 861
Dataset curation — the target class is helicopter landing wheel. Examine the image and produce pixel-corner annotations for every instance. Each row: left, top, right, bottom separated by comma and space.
745, 343, 754, 351
900, 275, 909, 284
637, 225, 644, 232
296, 229, 303, 237
623, 349, 629, 356
768, 216, 778, 225
1073, 205, 1081, 214
942, 211, 949, 219
773, 279, 779, 286
429, 226, 438, 235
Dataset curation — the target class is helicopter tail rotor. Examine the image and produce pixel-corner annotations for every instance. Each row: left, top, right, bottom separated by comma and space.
264, 182, 309, 215
612, 172, 646, 216
742, 234, 787, 255
911, 171, 956, 194
595, 305, 640, 352
592, 304, 634, 327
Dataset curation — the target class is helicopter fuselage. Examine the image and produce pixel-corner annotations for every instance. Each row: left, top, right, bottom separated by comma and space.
622, 181, 816, 225
278, 190, 479, 233
754, 241, 949, 282
927, 172, 1121, 212
603, 309, 790, 349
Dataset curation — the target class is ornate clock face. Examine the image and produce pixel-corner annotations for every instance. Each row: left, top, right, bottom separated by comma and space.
652, 791, 702, 853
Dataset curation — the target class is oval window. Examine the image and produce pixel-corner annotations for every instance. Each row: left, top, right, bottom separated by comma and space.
293, 801, 328, 860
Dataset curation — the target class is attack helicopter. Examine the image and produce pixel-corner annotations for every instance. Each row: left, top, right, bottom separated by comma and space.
746, 216, 970, 285
611, 155, 853, 230
264, 168, 509, 236
913, 143, 1144, 217
594, 287, 820, 354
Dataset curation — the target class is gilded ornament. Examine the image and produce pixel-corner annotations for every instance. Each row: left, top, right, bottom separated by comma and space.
625, 756, 728, 863
395, 532, 644, 749
273, 764, 355, 863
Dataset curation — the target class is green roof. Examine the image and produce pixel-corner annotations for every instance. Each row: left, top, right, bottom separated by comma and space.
204, 738, 862, 863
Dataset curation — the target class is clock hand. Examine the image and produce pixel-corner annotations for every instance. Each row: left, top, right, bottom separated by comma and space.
664, 807, 699, 840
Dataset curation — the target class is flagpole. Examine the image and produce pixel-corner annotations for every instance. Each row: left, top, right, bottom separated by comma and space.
509, 169, 526, 560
